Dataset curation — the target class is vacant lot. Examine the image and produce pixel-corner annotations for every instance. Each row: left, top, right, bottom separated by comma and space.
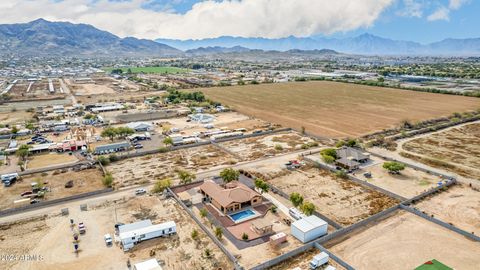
415, 184, 480, 235
268, 167, 398, 226
355, 156, 439, 198
0, 168, 104, 210
26, 153, 79, 170
1, 196, 232, 270
201, 81, 480, 138
107, 145, 239, 188
219, 131, 318, 161
402, 122, 480, 179
327, 210, 480, 270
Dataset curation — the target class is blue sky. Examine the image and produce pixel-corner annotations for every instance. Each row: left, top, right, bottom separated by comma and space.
0, 0, 478, 41
140, 0, 480, 43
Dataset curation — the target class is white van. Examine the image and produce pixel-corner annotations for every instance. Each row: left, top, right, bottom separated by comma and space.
289, 207, 305, 220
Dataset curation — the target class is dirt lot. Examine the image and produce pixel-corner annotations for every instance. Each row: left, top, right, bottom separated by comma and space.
267, 248, 345, 270
355, 156, 439, 198
0, 110, 34, 125
0, 196, 232, 270
326, 210, 480, 270
0, 168, 104, 210
67, 77, 141, 96
402, 122, 480, 179
75, 91, 158, 105
268, 167, 398, 226
107, 145, 239, 188
219, 131, 319, 161
415, 183, 480, 235
7, 80, 65, 101
26, 153, 79, 170
200, 81, 480, 138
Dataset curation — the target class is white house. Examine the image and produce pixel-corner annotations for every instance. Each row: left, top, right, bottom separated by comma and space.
291, 215, 328, 243
126, 122, 154, 132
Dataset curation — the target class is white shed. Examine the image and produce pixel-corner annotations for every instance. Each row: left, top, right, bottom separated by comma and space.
291, 215, 328, 243
134, 259, 162, 270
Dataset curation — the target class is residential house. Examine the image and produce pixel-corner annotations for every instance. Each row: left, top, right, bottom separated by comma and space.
335, 146, 370, 170
199, 180, 262, 214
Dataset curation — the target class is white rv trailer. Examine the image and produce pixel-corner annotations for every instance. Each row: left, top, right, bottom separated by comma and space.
119, 220, 176, 251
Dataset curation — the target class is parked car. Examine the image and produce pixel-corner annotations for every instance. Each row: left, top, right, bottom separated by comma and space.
104, 234, 113, 246
134, 144, 143, 149
135, 188, 147, 195
21, 191, 33, 197
30, 199, 40, 204
78, 222, 86, 234
27, 141, 35, 145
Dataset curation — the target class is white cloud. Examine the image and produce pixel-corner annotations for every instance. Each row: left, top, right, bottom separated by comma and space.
427, 6, 450, 21
448, 0, 469, 10
0, 0, 395, 40
397, 0, 424, 18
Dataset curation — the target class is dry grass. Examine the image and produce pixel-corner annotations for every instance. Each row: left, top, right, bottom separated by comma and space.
200, 81, 480, 138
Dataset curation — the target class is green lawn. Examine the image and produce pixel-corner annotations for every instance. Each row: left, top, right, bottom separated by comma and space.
104, 66, 189, 74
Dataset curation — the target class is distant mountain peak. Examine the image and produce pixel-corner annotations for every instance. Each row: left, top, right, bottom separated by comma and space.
156, 33, 480, 56
0, 19, 181, 57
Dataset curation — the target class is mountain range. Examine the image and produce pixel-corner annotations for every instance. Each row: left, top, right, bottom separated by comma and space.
157, 34, 480, 56
0, 19, 479, 56
0, 19, 181, 57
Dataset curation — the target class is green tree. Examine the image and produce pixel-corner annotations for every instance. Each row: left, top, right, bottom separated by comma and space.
335, 170, 348, 179
289, 192, 304, 207
204, 248, 212, 258
214, 227, 223, 239
254, 178, 269, 193
219, 168, 239, 183
102, 173, 114, 187
152, 178, 172, 193
116, 127, 135, 138
301, 201, 316, 216
242, 233, 249, 241
11, 126, 19, 134
163, 137, 173, 146
200, 208, 208, 219
383, 161, 406, 174
178, 170, 195, 184
25, 122, 35, 130
101, 127, 118, 142
97, 156, 110, 166
322, 155, 335, 164
320, 148, 337, 159
16, 144, 30, 161
191, 229, 199, 240
346, 139, 358, 147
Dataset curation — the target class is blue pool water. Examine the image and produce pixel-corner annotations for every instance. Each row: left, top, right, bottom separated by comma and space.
229, 209, 255, 221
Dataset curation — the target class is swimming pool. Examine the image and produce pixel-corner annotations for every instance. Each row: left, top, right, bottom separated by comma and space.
229, 209, 256, 222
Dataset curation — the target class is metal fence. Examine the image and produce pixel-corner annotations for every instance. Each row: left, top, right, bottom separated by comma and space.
400, 205, 480, 242
250, 242, 316, 270
317, 204, 401, 245
0, 188, 113, 217
112, 128, 292, 161
167, 188, 243, 270
315, 243, 355, 270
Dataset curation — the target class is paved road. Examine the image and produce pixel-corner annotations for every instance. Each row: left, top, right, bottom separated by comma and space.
0, 147, 325, 224
59, 78, 77, 105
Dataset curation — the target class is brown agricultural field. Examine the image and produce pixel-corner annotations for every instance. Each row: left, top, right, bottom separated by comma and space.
200, 81, 480, 138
